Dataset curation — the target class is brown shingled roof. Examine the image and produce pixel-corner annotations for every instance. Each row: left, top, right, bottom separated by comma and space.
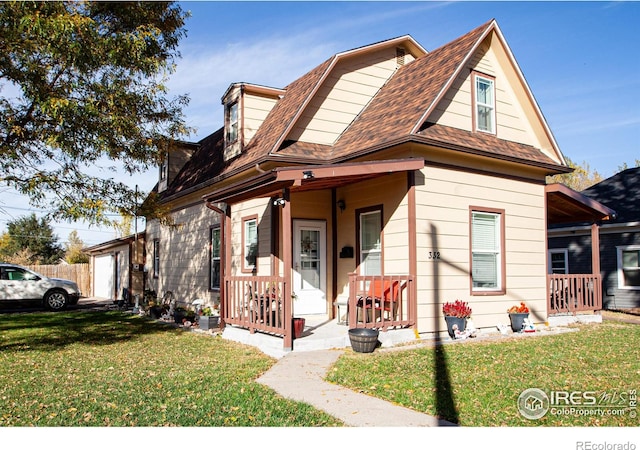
330, 19, 494, 159
163, 19, 566, 202
161, 128, 224, 199
415, 122, 561, 167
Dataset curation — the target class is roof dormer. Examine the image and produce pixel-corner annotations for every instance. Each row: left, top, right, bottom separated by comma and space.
221, 83, 285, 162
157, 141, 198, 193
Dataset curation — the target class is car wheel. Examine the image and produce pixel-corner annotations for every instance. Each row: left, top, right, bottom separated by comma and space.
44, 290, 68, 311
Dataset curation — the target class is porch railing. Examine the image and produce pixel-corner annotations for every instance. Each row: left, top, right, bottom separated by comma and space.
223, 276, 287, 336
348, 273, 415, 331
548, 274, 602, 314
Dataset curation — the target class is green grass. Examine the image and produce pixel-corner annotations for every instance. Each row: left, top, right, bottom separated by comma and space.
326, 321, 640, 426
0, 310, 342, 427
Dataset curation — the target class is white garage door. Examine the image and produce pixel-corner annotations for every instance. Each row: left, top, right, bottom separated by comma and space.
94, 254, 114, 299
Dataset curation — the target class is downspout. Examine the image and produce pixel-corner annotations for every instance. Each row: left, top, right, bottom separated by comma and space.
206, 201, 227, 328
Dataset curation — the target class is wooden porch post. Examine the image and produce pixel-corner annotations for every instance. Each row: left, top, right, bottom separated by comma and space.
591, 223, 600, 276
407, 171, 417, 327
282, 189, 293, 351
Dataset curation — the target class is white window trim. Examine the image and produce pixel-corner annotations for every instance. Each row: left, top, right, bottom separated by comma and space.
210, 226, 221, 290
473, 73, 496, 134
153, 240, 160, 279
242, 217, 258, 272
548, 249, 569, 274
359, 210, 382, 276
471, 210, 503, 293
616, 245, 640, 290
226, 101, 239, 144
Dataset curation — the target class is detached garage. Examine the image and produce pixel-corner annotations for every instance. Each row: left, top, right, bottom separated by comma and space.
85, 233, 146, 302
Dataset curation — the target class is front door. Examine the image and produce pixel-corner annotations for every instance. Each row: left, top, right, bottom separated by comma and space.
293, 220, 326, 315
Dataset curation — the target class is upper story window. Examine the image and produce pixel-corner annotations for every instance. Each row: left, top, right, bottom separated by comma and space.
617, 246, 640, 289
473, 72, 496, 134
226, 101, 238, 144
470, 208, 505, 294
159, 159, 167, 181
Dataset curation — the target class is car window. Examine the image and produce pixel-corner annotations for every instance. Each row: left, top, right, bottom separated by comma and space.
5, 268, 39, 281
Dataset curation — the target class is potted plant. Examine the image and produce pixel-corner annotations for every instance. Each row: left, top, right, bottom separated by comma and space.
507, 302, 530, 332
199, 306, 219, 330
174, 306, 196, 325
442, 300, 472, 338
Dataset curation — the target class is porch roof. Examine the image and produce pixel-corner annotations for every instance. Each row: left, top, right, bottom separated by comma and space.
546, 183, 617, 225
203, 158, 425, 204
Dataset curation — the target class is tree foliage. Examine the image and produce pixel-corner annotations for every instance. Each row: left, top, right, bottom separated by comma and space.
64, 230, 89, 264
0, 213, 64, 264
0, 1, 190, 225
546, 156, 604, 192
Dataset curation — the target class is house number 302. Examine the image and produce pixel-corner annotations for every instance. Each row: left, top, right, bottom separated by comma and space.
428, 251, 441, 260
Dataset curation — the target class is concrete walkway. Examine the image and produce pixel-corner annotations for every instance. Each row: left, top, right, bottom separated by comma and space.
256, 348, 455, 427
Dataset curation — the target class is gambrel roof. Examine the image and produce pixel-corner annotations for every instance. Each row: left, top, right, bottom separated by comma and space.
160, 19, 570, 202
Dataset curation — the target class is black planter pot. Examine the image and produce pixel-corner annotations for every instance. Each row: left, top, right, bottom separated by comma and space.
444, 316, 467, 339
348, 328, 379, 353
509, 313, 529, 332
149, 306, 163, 319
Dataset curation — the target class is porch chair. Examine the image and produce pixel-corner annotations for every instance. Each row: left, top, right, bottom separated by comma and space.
356, 279, 401, 323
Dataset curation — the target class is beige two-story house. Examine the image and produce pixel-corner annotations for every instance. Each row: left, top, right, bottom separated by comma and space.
143, 19, 612, 351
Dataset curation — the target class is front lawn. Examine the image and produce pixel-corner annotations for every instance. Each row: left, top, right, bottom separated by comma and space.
0, 310, 342, 426
327, 321, 639, 426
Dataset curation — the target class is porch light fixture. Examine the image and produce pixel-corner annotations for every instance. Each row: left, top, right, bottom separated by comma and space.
336, 199, 346, 212
273, 197, 286, 207
302, 170, 314, 179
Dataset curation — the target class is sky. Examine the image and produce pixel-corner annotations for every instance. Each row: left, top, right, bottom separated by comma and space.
1, 1, 638, 248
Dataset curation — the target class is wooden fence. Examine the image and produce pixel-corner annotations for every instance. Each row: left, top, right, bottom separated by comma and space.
26, 264, 91, 297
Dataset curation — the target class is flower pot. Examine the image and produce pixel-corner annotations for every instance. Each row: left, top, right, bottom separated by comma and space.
199, 315, 219, 330
348, 328, 379, 353
293, 317, 306, 339
149, 306, 163, 319
509, 313, 529, 332
444, 316, 467, 339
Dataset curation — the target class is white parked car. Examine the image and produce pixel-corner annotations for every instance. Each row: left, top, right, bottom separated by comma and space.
0, 263, 81, 311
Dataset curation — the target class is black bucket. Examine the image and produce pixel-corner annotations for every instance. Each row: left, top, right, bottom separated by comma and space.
348, 328, 379, 353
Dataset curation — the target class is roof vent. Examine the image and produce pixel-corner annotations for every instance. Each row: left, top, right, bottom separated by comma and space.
396, 47, 406, 67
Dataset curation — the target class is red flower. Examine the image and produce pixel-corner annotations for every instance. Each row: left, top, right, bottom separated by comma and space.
442, 300, 472, 318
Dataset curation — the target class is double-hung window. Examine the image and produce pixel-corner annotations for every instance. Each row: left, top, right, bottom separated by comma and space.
243, 216, 258, 272
210, 226, 221, 290
359, 209, 382, 276
473, 73, 495, 134
153, 239, 160, 279
470, 208, 504, 293
617, 246, 640, 289
226, 101, 238, 144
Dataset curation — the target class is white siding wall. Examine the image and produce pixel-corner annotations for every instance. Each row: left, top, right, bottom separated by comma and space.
288, 47, 403, 145
414, 166, 547, 330
230, 198, 272, 276
244, 93, 279, 144
145, 202, 222, 308
428, 41, 542, 149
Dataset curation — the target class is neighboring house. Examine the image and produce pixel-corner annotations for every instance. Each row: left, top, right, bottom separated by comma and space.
141, 19, 611, 350
85, 233, 145, 303
548, 167, 640, 311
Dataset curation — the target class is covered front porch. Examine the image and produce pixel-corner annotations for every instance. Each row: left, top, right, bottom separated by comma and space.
205, 158, 424, 352
545, 183, 617, 319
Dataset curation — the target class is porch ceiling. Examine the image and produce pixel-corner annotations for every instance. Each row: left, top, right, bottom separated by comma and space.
546, 183, 617, 225
203, 158, 425, 204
